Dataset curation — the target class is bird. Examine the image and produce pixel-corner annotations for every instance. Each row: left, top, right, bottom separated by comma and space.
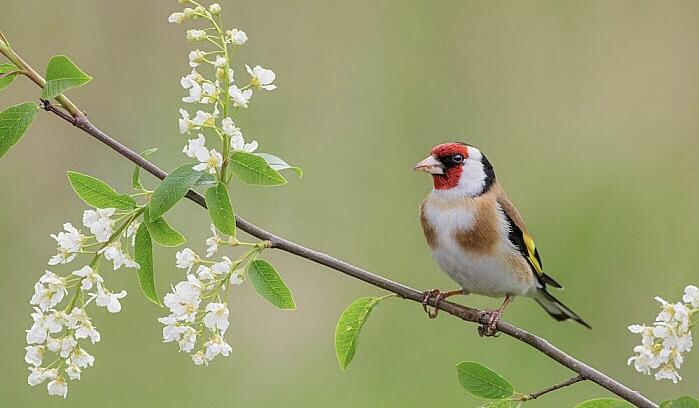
413, 142, 590, 336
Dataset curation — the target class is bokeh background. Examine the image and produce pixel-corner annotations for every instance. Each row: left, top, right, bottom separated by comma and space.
1, 1, 698, 406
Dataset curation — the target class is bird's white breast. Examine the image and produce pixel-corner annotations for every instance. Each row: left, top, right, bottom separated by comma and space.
422, 191, 535, 297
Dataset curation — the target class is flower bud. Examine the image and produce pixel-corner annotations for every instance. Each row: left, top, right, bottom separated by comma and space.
209, 3, 222, 15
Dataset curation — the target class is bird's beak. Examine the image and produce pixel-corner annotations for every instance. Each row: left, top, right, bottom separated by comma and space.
413, 155, 444, 175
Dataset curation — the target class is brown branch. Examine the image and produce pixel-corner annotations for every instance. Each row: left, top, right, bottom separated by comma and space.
522, 375, 586, 401
6, 45, 656, 408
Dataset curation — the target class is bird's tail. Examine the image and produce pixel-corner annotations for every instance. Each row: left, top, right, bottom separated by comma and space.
533, 289, 591, 329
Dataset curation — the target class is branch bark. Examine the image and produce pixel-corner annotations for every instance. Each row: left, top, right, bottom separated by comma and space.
523, 375, 586, 401
4, 46, 656, 408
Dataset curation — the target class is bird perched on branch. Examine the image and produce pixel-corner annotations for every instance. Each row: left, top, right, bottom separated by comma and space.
414, 142, 589, 336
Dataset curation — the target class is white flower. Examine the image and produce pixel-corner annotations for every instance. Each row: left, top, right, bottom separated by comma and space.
203, 302, 229, 333
72, 265, 103, 291
211, 256, 232, 276
209, 3, 221, 14
26, 308, 62, 344
205, 224, 219, 257
48, 335, 77, 358
181, 69, 203, 103
47, 376, 68, 398
192, 351, 206, 365
192, 110, 215, 127
183, 134, 207, 158
168, 12, 186, 24
95, 284, 127, 313
82, 208, 116, 243
158, 315, 185, 343
683, 285, 699, 307
231, 133, 258, 153
179, 326, 197, 352
226, 28, 248, 46
24, 345, 45, 367
192, 148, 223, 175
246, 64, 277, 91
221, 117, 240, 137
179, 108, 192, 134
186, 29, 207, 42
175, 248, 197, 272
65, 363, 81, 381
124, 221, 139, 247
69, 308, 100, 344
655, 365, 682, 383
28, 367, 57, 387
201, 83, 220, 104
229, 271, 244, 285
196, 265, 214, 282
188, 49, 206, 68
30, 271, 68, 312
99, 242, 139, 270
163, 275, 203, 322
49, 223, 84, 265
69, 347, 95, 368
204, 334, 232, 361
213, 55, 227, 69
228, 85, 253, 108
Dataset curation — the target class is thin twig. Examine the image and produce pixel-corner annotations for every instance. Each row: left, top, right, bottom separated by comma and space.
522, 375, 586, 401
3, 42, 657, 408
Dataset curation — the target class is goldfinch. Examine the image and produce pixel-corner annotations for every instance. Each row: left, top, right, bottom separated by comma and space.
414, 142, 589, 335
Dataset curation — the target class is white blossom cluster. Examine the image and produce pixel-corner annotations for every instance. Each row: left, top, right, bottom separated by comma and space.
169, 0, 276, 177
627, 285, 698, 383
158, 225, 244, 365
26, 208, 139, 398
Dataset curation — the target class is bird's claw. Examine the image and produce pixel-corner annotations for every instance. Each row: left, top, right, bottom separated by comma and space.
421, 289, 444, 319
477, 309, 502, 337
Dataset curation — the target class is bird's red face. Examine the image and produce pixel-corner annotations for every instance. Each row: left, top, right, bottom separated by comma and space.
413, 142, 495, 196
413, 143, 470, 190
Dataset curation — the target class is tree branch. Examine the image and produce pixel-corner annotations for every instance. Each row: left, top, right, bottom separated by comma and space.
6, 48, 656, 408
522, 375, 586, 401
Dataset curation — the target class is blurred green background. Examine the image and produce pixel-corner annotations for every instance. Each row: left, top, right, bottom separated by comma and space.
1, 1, 698, 406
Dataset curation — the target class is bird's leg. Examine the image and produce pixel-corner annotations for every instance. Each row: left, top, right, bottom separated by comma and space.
421, 289, 465, 319
478, 295, 513, 337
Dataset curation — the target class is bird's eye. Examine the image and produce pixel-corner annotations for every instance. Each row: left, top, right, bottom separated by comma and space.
452, 154, 464, 163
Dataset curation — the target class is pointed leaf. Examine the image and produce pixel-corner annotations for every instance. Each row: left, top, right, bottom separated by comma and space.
205, 182, 236, 236
335, 296, 386, 370
230, 151, 287, 186
456, 362, 514, 400
255, 152, 302, 178
247, 259, 295, 310
575, 399, 634, 408
0, 102, 38, 159
132, 148, 158, 190
134, 223, 160, 305
149, 163, 204, 219
67, 171, 136, 210
41, 55, 92, 99
0, 63, 19, 91
143, 208, 186, 247
660, 397, 699, 408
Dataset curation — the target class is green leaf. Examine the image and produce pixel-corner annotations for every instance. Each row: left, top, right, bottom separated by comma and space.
255, 152, 302, 178
0, 63, 19, 91
661, 396, 699, 408
132, 148, 158, 190
247, 259, 296, 310
575, 398, 634, 408
67, 171, 136, 210
41, 55, 92, 99
456, 362, 514, 400
230, 151, 287, 186
335, 296, 386, 371
0, 102, 39, 159
205, 182, 236, 236
195, 172, 218, 187
143, 208, 186, 247
149, 163, 204, 219
134, 223, 160, 305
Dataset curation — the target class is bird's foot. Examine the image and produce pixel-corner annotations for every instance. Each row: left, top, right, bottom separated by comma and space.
421, 289, 445, 319
477, 309, 502, 337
